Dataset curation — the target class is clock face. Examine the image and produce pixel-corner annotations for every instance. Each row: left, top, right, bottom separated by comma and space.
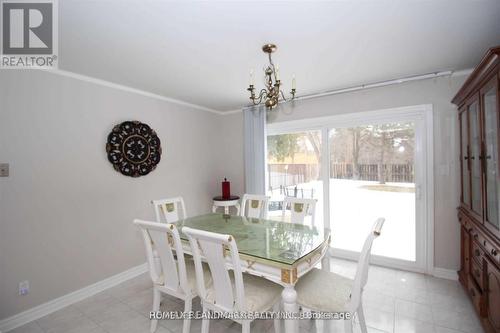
106, 121, 162, 177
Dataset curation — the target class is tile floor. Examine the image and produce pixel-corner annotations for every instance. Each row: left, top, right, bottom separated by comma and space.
9, 258, 484, 333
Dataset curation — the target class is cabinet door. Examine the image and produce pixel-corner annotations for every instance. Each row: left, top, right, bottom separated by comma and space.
481, 77, 500, 237
486, 260, 500, 332
469, 95, 483, 217
460, 109, 471, 207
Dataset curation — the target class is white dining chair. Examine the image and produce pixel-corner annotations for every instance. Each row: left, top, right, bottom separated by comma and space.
282, 197, 317, 226
182, 227, 282, 333
294, 217, 385, 333
240, 194, 270, 219
151, 197, 187, 223
133, 219, 212, 333
150, 197, 188, 275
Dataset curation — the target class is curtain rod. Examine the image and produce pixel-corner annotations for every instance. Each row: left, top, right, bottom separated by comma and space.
291, 70, 454, 103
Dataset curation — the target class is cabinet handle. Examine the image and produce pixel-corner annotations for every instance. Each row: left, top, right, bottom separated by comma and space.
470, 156, 475, 160
486, 155, 491, 159
464, 156, 469, 160
475, 249, 481, 257
483, 240, 487, 247
474, 234, 478, 240
492, 249, 498, 256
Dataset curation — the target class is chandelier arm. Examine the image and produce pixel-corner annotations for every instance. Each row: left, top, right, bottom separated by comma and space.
252, 90, 267, 105
280, 90, 287, 101
251, 94, 262, 105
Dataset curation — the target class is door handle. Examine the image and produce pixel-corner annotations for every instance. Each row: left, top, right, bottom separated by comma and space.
415, 185, 422, 200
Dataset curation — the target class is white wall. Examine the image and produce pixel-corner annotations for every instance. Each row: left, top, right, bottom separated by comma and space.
0, 70, 223, 319
221, 73, 468, 271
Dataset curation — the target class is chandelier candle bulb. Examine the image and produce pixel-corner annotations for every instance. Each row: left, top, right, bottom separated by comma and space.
292, 75, 296, 89
249, 69, 254, 85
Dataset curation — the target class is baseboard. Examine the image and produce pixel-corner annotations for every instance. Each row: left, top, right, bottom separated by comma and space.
432, 267, 458, 280
0, 263, 148, 333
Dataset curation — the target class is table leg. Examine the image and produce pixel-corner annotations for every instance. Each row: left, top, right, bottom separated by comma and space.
321, 253, 330, 271
224, 206, 229, 215
235, 203, 241, 216
212, 205, 217, 213
282, 285, 298, 333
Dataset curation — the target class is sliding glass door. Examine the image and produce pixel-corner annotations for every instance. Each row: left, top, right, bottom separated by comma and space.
329, 122, 416, 262
266, 130, 324, 229
266, 106, 431, 272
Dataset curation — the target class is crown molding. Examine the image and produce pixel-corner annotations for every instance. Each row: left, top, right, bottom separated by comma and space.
39, 69, 224, 115
219, 108, 244, 115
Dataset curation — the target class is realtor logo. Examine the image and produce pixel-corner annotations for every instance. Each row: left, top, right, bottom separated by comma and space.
1, 0, 58, 68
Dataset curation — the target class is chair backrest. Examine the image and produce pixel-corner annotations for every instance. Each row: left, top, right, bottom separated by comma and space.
282, 197, 317, 225
240, 194, 270, 219
349, 218, 385, 310
183, 227, 246, 313
151, 197, 187, 223
133, 219, 190, 295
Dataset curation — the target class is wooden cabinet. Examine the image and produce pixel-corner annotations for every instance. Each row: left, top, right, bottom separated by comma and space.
454, 46, 500, 333
486, 260, 500, 332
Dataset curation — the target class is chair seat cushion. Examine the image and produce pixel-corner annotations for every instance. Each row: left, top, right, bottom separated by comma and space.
154, 259, 212, 294
296, 268, 353, 312
206, 272, 282, 312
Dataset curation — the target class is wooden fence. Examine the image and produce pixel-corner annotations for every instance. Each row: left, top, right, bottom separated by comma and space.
330, 163, 414, 182
267, 163, 414, 190
267, 164, 319, 190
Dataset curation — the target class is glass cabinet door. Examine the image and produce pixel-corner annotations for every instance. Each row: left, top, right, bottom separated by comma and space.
469, 98, 483, 216
482, 79, 500, 233
460, 110, 470, 207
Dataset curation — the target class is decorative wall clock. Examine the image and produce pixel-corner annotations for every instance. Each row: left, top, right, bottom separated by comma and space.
106, 121, 162, 177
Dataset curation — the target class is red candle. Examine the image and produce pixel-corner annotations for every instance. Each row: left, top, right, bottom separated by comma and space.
222, 178, 230, 198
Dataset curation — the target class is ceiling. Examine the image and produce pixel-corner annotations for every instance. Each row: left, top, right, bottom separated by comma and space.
59, 1, 500, 112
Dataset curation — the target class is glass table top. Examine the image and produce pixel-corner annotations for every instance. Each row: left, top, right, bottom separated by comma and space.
176, 213, 329, 267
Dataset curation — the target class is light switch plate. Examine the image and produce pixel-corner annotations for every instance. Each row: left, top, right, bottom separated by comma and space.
0, 163, 9, 177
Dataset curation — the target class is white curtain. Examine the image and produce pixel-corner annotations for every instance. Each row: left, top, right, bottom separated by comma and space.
243, 105, 266, 195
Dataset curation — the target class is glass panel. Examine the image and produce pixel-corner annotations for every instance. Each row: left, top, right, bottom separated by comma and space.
329, 122, 416, 261
483, 86, 499, 230
176, 213, 329, 266
461, 112, 470, 206
469, 101, 482, 215
266, 131, 323, 228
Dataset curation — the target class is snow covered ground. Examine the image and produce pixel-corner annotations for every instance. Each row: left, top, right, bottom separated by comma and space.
267, 179, 416, 262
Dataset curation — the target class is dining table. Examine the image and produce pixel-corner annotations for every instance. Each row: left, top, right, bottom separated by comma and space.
175, 213, 331, 333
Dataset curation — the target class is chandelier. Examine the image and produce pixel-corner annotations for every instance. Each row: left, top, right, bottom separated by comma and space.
247, 44, 296, 109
